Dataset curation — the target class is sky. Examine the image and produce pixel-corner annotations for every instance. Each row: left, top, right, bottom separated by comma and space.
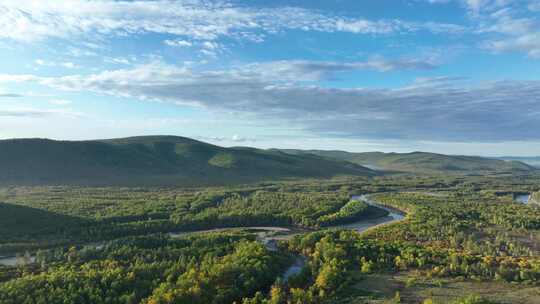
0, 0, 539, 156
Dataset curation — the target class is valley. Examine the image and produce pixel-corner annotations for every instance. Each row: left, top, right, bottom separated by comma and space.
0, 170, 539, 303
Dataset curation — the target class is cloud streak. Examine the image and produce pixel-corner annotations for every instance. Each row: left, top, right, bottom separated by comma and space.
471, 0, 540, 58
0, 0, 466, 44
2, 62, 538, 142
0, 93, 23, 98
425, 0, 540, 58
244, 57, 440, 81
7, 0, 539, 59
0, 107, 82, 118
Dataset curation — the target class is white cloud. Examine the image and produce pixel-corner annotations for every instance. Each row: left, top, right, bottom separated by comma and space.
198, 41, 226, 57
164, 39, 192, 47
485, 33, 540, 57
196, 134, 257, 143
0, 106, 82, 118
0, 74, 39, 82
1, 62, 539, 142
202, 41, 220, 50
49, 99, 72, 105
231, 134, 255, 142
0, 93, 23, 98
465, 0, 488, 14
411, 1, 540, 58
106, 57, 131, 65
243, 57, 439, 81
477, 4, 540, 58
334, 19, 396, 34
0, 0, 466, 44
34, 59, 79, 68
66, 46, 98, 57
462, 0, 513, 15
61, 62, 77, 69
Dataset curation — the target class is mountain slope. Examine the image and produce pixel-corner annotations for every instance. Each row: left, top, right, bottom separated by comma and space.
496, 156, 540, 168
0, 136, 375, 186
278, 150, 536, 174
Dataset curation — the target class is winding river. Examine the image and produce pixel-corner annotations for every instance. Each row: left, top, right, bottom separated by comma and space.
0, 194, 405, 268
0, 256, 34, 267
274, 194, 405, 279
336, 195, 404, 231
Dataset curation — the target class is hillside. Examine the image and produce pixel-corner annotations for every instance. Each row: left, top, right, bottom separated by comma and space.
279, 150, 536, 174
0, 136, 374, 186
497, 156, 540, 168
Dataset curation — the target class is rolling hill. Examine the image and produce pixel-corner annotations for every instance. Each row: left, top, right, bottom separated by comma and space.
496, 156, 540, 168
0, 136, 375, 186
278, 150, 536, 175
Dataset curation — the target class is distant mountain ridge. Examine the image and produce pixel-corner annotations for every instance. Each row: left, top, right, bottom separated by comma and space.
495, 156, 540, 168
277, 149, 536, 175
0, 136, 374, 186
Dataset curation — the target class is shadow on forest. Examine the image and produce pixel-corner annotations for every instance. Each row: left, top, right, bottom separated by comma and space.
0, 202, 88, 241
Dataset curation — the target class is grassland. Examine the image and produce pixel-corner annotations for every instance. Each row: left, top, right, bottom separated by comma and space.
338, 272, 540, 304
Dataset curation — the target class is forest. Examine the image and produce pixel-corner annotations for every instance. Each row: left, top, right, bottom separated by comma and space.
0, 174, 539, 303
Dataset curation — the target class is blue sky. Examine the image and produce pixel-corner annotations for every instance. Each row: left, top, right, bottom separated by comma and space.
0, 0, 539, 156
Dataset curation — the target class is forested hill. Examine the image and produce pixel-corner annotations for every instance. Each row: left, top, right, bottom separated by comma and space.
497, 156, 540, 168
0, 136, 375, 186
278, 150, 536, 175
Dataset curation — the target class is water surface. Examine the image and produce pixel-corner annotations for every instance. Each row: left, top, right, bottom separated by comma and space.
515, 194, 530, 204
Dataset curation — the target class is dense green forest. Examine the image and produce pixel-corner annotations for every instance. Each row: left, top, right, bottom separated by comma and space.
0, 136, 536, 186
0, 187, 390, 254
0, 232, 291, 304
1, 174, 540, 303
278, 150, 536, 175
0, 136, 374, 186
